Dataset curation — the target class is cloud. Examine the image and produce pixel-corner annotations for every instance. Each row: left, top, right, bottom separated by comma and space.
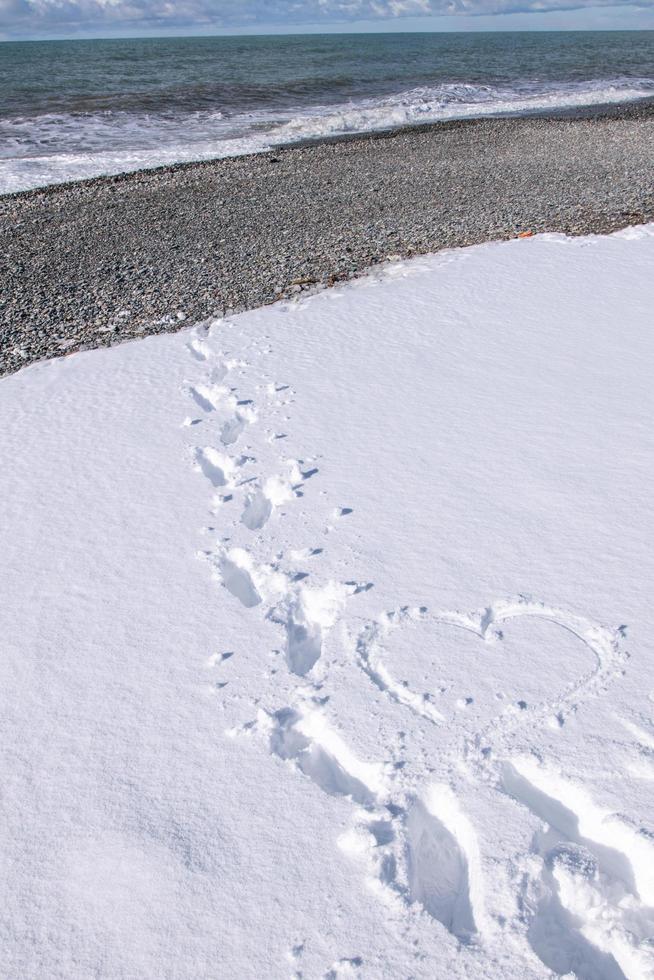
0, 0, 651, 36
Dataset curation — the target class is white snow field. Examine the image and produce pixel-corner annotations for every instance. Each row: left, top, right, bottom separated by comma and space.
1, 226, 654, 980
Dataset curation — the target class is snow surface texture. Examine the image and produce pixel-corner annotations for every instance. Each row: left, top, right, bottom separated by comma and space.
1, 227, 654, 979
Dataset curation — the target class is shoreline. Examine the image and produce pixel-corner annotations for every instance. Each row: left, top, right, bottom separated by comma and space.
4, 94, 654, 205
3, 96, 654, 377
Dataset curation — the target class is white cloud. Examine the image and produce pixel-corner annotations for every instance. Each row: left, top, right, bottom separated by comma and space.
0, 0, 652, 36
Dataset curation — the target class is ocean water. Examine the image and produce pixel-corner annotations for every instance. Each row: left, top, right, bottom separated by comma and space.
2, 31, 654, 194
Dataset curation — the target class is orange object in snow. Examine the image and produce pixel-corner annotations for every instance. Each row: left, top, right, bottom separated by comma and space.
518, 231, 534, 238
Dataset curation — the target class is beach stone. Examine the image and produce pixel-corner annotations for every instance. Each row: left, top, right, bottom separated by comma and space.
1, 99, 654, 377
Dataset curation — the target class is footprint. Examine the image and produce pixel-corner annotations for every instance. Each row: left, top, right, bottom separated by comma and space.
241, 489, 273, 531
211, 548, 286, 610
285, 619, 323, 677
218, 552, 261, 609
503, 757, 654, 977
404, 793, 478, 941
187, 383, 229, 413
272, 581, 351, 676
220, 416, 246, 445
526, 844, 629, 980
241, 474, 295, 531
503, 758, 654, 900
209, 360, 236, 383
186, 337, 211, 361
220, 406, 256, 446
193, 447, 243, 488
338, 780, 484, 941
266, 704, 386, 806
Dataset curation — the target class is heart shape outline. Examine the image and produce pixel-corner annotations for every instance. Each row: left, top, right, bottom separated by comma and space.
355, 597, 627, 747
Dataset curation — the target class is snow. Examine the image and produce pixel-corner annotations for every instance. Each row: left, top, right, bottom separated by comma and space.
1, 226, 654, 979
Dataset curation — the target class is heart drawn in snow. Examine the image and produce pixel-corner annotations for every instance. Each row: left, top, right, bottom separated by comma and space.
355, 598, 626, 743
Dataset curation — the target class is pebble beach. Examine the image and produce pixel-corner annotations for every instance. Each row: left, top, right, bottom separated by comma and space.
2, 98, 654, 378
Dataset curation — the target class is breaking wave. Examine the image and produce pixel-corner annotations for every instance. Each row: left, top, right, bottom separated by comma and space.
2, 76, 653, 194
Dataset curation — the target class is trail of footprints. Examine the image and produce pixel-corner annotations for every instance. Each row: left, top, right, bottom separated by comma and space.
184, 326, 653, 979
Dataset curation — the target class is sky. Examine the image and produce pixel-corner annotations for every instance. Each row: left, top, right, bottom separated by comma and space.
1, 0, 653, 40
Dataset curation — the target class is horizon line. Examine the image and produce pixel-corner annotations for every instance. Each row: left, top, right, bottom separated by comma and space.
4, 24, 654, 42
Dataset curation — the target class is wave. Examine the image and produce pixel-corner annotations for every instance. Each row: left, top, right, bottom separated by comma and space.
2, 76, 653, 195
271, 77, 654, 140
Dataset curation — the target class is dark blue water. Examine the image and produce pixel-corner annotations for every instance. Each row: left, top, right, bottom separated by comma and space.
2, 31, 654, 193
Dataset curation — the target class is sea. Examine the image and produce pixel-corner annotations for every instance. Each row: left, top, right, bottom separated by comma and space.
2, 30, 654, 194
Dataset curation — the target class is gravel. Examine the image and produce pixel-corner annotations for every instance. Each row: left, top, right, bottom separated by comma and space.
2, 99, 654, 377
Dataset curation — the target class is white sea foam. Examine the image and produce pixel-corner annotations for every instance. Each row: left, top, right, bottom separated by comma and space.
2, 76, 653, 194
